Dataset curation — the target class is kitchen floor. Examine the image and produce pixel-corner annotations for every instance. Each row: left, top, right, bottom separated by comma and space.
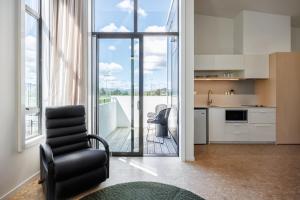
9, 144, 300, 200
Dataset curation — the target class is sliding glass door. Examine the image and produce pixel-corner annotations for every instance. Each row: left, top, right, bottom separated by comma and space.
92, 0, 179, 157
96, 36, 143, 156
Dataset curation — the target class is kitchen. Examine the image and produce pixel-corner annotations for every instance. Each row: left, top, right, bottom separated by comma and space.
193, 1, 300, 145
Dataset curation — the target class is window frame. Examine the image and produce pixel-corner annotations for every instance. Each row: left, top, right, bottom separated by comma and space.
18, 0, 43, 150
25, 0, 42, 143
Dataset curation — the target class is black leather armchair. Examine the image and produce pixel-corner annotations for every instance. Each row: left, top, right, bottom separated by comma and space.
39, 105, 109, 200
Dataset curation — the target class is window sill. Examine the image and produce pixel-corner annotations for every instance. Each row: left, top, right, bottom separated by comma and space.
25, 135, 45, 149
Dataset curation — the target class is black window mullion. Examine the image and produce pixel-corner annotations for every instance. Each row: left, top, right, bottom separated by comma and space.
134, 0, 138, 32
130, 38, 134, 152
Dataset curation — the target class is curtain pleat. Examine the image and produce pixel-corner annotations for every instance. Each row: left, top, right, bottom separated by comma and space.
49, 0, 85, 106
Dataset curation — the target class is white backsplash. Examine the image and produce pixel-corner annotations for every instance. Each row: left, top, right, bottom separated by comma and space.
194, 94, 257, 107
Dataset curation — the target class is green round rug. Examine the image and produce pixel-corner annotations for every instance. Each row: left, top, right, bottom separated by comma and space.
81, 182, 204, 200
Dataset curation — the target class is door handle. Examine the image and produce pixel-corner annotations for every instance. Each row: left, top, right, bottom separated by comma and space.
137, 101, 140, 110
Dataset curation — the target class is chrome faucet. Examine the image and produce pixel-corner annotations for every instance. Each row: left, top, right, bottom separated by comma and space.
207, 90, 213, 106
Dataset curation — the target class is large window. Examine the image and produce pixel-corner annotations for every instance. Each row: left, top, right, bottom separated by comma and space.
24, 0, 41, 141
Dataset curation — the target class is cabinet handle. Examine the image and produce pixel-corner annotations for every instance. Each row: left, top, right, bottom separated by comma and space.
254, 124, 272, 127
233, 131, 242, 134
231, 124, 243, 126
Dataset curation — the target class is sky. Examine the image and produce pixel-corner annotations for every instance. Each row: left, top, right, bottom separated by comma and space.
94, 0, 177, 91
25, 11, 38, 107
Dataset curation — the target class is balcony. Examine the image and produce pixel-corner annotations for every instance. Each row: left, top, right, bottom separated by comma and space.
98, 96, 178, 155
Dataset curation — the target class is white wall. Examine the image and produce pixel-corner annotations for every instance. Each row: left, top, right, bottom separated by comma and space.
182, 0, 195, 161
234, 12, 243, 54
115, 99, 130, 127
98, 96, 168, 138
99, 101, 117, 138
0, 0, 39, 197
195, 80, 255, 95
115, 96, 168, 127
292, 27, 300, 52
195, 15, 234, 54
241, 11, 291, 54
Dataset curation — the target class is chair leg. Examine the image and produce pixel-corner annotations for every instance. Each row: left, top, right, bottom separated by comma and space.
147, 123, 171, 145
146, 124, 163, 144
146, 123, 154, 142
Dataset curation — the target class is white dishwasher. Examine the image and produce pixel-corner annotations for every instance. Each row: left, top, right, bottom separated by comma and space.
194, 108, 207, 144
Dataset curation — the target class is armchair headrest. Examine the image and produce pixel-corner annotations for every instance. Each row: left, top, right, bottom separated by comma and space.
46, 105, 85, 119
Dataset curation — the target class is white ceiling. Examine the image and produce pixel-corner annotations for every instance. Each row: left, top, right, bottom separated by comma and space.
195, 0, 300, 27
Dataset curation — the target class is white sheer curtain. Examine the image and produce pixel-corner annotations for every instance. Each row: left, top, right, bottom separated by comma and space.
49, 0, 86, 106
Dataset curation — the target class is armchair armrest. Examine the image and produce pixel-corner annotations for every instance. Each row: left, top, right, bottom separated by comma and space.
87, 135, 110, 178
40, 143, 54, 164
87, 135, 109, 153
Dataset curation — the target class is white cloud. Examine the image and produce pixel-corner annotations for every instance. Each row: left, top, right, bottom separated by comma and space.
118, 25, 130, 32
116, 0, 147, 17
25, 35, 37, 51
143, 37, 167, 74
100, 74, 131, 90
131, 35, 168, 74
99, 74, 117, 81
101, 23, 117, 32
144, 55, 166, 73
99, 62, 123, 73
138, 8, 147, 17
25, 35, 38, 84
116, 0, 132, 12
25, 36, 37, 67
144, 36, 167, 55
144, 81, 166, 90
101, 23, 129, 32
108, 45, 117, 51
110, 80, 131, 90
145, 25, 166, 32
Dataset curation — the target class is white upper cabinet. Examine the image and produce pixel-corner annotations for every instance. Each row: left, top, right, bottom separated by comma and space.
214, 55, 243, 70
195, 55, 243, 70
195, 55, 214, 70
193, 11, 291, 79
244, 55, 269, 79
195, 54, 270, 79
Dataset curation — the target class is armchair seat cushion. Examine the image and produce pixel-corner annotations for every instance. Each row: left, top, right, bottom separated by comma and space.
54, 148, 107, 181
